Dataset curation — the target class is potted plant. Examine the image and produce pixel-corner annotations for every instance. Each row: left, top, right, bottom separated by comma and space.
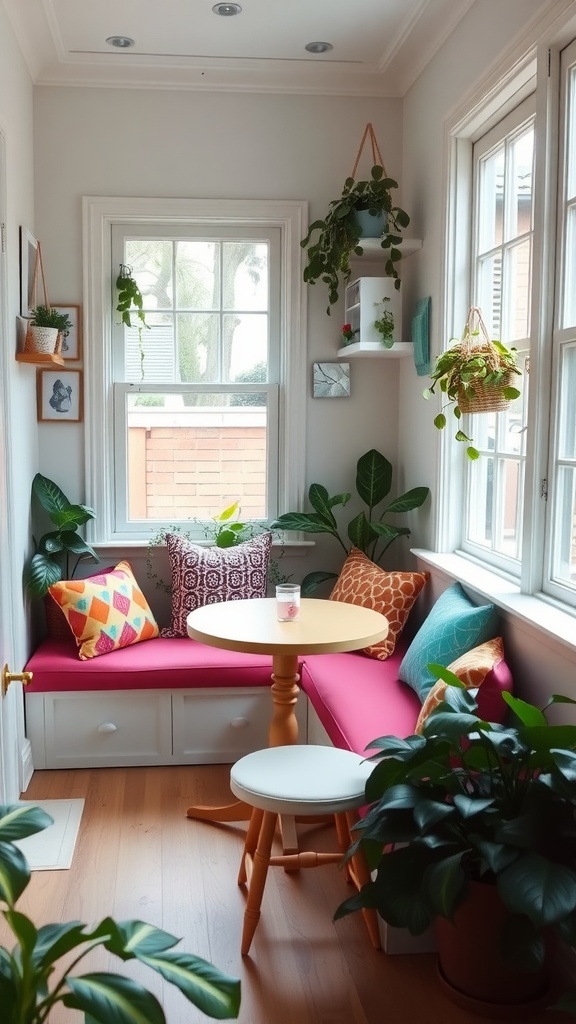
301, 166, 410, 314
0, 802, 241, 1021
271, 449, 429, 595
336, 680, 576, 1015
373, 296, 394, 348
23, 473, 99, 599
116, 263, 150, 378
424, 307, 522, 460
25, 305, 73, 356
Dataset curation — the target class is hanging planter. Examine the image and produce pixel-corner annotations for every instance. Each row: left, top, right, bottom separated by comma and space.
23, 243, 71, 356
424, 306, 522, 459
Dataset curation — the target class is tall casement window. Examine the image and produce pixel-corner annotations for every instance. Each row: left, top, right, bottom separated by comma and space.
546, 39, 576, 607
462, 98, 535, 575
83, 198, 306, 544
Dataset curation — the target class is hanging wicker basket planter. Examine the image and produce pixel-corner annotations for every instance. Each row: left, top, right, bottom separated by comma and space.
425, 306, 523, 460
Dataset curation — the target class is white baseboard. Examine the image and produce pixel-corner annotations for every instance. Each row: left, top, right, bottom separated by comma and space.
20, 738, 34, 793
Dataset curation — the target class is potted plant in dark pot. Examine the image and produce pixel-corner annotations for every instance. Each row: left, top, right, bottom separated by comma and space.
335, 679, 576, 1017
301, 166, 410, 314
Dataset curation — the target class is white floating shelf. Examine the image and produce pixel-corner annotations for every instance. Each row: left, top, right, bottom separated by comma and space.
337, 341, 413, 359
352, 238, 423, 259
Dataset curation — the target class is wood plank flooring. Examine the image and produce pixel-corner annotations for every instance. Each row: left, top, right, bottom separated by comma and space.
4, 764, 572, 1024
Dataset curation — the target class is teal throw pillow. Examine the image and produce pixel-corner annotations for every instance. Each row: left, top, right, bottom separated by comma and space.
398, 582, 498, 701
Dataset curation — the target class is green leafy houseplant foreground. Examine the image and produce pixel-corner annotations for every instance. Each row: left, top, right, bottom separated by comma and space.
0, 803, 240, 1023
301, 165, 410, 314
271, 449, 429, 595
23, 474, 99, 599
336, 679, 576, 988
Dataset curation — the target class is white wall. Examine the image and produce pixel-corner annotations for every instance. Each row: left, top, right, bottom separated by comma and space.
33, 88, 407, 592
0, 1, 38, 664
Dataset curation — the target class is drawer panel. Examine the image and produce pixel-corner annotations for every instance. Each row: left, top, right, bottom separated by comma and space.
41, 691, 172, 768
172, 687, 308, 763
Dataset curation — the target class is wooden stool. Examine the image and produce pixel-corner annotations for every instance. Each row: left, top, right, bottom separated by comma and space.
230, 744, 380, 955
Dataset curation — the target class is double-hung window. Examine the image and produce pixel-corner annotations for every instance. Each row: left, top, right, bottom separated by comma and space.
83, 197, 307, 545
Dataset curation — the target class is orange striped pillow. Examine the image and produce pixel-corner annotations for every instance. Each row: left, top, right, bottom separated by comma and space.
49, 560, 159, 660
329, 548, 428, 660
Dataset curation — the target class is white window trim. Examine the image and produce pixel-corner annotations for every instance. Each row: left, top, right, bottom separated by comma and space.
82, 196, 308, 545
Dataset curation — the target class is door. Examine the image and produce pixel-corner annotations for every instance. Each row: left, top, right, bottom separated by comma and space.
0, 129, 22, 803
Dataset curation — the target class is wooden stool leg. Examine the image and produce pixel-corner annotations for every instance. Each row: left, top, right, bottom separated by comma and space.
238, 807, 264, 886
345, 811, 381, 950
241, 810, 277, 956
334, 812, 353, 882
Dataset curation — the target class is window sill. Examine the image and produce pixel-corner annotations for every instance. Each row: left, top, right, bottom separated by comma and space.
412, 549, 576, 657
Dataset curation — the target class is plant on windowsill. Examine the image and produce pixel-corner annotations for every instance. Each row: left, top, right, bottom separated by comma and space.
424, 307, 522, 460
0, 802, 241, 1022
335, 680, 576, 1016
373, 296, 394, 348
23, 473, 99, 600
301, 166, 410, 315
270, 449, 429, 595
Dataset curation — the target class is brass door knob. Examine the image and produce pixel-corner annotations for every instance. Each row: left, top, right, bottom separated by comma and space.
2, 663, 33, 697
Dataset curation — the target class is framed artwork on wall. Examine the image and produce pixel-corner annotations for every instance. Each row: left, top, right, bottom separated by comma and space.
53, 305, 82, 361
19, 226, 38, 317
37, 369, 83, 423
312, 362, 351, 398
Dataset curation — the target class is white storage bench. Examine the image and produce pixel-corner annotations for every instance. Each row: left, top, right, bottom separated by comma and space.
24, 637, 308, 769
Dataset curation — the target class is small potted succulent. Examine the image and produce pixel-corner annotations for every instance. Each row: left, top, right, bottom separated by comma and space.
424, 307, 522, 459
301, 166, 410, 314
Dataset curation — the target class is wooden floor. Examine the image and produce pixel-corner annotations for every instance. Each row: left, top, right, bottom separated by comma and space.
6, 764, 571, 1024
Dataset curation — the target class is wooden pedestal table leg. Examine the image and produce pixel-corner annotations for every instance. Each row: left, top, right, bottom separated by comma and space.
269, 653, 301, 853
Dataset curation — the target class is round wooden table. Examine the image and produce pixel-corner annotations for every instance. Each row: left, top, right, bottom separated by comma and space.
186, 597, 389, 839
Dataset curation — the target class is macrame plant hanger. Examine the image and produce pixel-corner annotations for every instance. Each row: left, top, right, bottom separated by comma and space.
24, 242, 61, 355
351, 123, 388, 179
457, 306, 514, 415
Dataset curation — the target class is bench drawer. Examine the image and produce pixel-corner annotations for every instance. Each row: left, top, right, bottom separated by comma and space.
26, 691, 172, 769
172, 687, 308, 763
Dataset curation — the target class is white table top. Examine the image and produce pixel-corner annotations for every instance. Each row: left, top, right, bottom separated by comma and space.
186, 597, 389, 657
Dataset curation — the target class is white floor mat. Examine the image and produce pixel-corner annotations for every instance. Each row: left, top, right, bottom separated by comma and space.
13, 799, 84, 870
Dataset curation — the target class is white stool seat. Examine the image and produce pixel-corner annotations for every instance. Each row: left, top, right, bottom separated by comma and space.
230, 744, 372, 815
230, 744, 381, 955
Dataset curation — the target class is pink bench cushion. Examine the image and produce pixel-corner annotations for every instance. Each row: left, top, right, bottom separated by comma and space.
25, 637, 274, 693
300, 647, 421, 755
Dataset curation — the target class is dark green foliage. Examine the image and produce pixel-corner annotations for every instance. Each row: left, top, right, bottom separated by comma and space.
23, 474, 99, 599
29, 306, 73, 335
301, 166, 410, 313
271, 449, 429, 594
0, 804, 241, 1023
336, 681, 576, 982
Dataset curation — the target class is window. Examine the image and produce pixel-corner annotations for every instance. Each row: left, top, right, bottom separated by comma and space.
83, 198, 307, 544
462, 99, 534, 574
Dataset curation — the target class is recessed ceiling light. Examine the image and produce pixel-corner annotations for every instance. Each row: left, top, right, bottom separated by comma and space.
212, 3, 242, 15
305, 41, 333, 54
106, 36, 135, 48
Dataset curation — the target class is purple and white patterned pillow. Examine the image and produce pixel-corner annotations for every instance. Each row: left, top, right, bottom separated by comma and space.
161, 531, 273, 638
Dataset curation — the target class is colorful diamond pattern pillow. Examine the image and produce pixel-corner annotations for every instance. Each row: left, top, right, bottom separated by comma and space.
162, 531, 273, 638
398, 582, 498, 701
49, 560, 159, 660
414, 637, 505, 733
329, 548, 428, 660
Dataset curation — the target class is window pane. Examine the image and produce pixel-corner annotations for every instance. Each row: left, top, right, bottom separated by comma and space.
508, 129, 533, 239
175, 241, 219, 310
495, 457, 522, 559
503, 238, 531, 341
478, 149, 504, 251
558, 344, 576, 459
125, 239, 173, 311
177, 312, 220, 383
566, 66, 576, 201
477, 253, 503, 336
223, 242, 268, 311
551, 466, 576, 587
126, 392, 268, 522
562, 206, 576, 328
125, 314, 175, 383
468, 455, 494, 545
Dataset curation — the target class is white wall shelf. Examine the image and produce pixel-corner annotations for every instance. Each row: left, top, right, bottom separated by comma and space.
337, 341, 413, 359
352, 238, 423, 259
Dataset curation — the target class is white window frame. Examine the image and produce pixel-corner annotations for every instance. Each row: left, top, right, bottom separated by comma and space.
82, 196, 308, 545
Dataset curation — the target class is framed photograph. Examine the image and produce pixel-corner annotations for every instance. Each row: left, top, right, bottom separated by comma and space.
53, 304, 82, 361
37, 369, 83, 423
312, 362, 351, 398
19, 227, 38, 316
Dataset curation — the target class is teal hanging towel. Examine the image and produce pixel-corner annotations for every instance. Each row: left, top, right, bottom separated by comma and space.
412, 297, 431, 376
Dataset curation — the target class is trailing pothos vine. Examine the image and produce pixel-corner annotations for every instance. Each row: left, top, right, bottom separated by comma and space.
116, 263, 149, 378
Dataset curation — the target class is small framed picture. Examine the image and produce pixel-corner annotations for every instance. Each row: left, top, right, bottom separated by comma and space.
37, 369, 83, 423
19, 227, 38, 317
313, 361, 351, 398
53, 304, 82, 361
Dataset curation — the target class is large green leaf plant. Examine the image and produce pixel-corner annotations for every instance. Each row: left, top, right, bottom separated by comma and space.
0, 804, 241, 1023
23, 474, 99, 599
336, 680, 576, 980
271, 449, 429, 595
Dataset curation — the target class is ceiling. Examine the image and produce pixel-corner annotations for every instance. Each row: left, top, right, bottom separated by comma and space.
4, 0, 476, 96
